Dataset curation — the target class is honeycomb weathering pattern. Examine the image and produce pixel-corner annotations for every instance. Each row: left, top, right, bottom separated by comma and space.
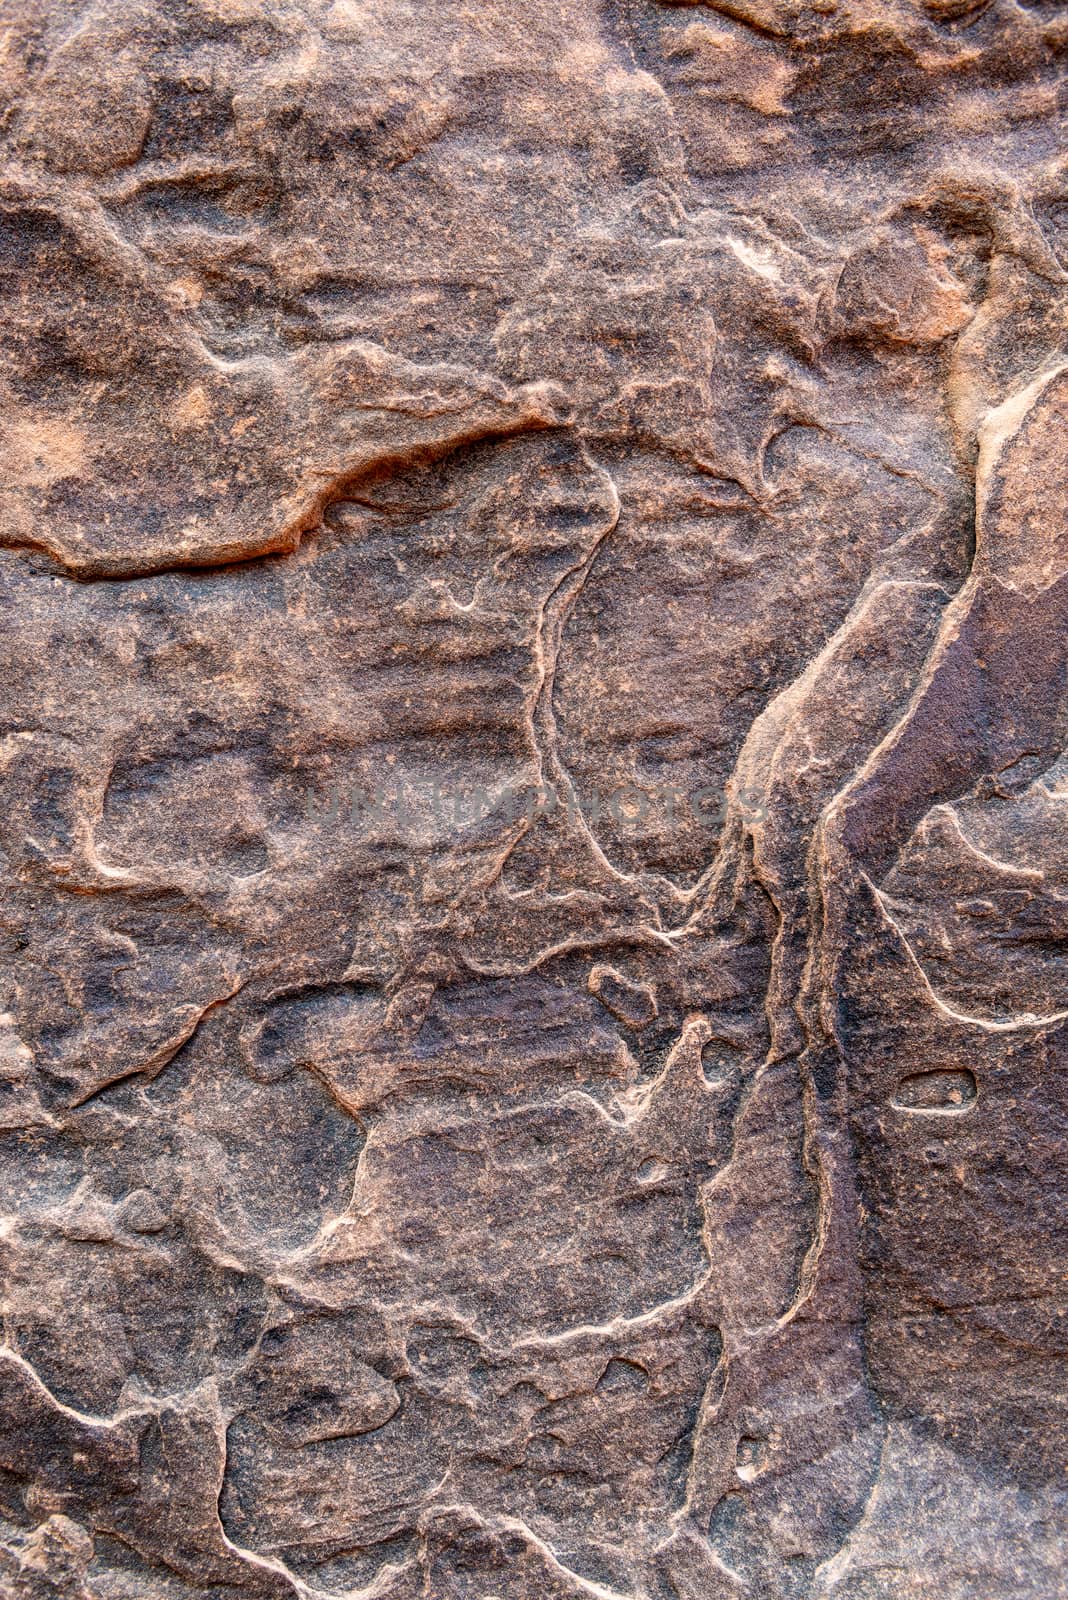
0, 1, 1066, 1596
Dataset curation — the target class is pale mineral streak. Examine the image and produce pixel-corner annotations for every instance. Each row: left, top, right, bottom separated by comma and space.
0, 1, 1065, 1596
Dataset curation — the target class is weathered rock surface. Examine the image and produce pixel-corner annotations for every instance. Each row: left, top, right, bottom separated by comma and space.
0, 1, 1065, 1596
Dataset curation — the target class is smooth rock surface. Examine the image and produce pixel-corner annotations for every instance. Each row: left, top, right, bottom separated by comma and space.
0, 2, 1065, 1596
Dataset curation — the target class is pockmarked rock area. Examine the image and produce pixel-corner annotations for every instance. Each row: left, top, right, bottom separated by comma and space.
0, 0, 1066, 1595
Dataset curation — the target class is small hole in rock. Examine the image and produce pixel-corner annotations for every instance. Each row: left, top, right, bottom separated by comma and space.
701, 1041, 730, 1084
892, 1068, 977, 1114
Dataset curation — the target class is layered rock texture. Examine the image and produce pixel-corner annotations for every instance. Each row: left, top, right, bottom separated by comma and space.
1, 1, 1067, 1596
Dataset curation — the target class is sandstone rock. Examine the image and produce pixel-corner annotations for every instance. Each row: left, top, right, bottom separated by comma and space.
0, 2, 1064, 1596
